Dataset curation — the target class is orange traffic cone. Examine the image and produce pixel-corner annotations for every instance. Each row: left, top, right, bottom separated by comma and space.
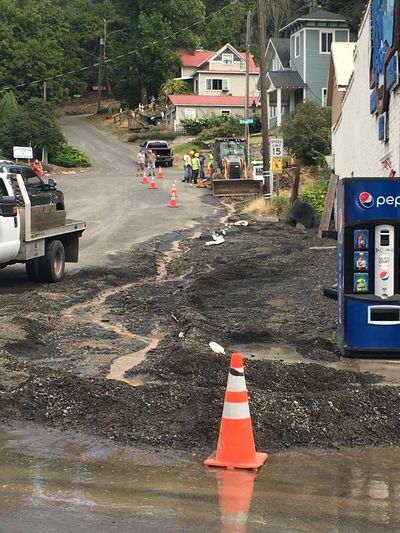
290, 157, 297, 167
169, 190, 178, 208
216, 470, 256, 533
207, 166, 212, 177
149, 175, 157, 190
141, 172, 149, 184
204, 353, 268, 470
157, 166, 164, 179
169, 181, 178, 197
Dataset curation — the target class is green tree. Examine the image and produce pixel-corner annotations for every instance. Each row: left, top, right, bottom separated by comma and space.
9, 98, 65, 159
281, 101, 331, 166
159, 79, 191, 104
0, 91, 19, 156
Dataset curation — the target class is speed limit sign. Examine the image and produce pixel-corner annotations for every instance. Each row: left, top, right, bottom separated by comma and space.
270, 139, 283, 157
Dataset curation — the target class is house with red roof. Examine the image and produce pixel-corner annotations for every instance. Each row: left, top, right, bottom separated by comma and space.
167, 44, 260, 130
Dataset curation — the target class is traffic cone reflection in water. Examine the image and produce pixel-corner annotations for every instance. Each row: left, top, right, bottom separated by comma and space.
204, 353, 268, 470
216, 469, 256, 533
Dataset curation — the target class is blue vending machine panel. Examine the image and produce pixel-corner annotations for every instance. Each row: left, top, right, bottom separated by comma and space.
337, 178, 400, 354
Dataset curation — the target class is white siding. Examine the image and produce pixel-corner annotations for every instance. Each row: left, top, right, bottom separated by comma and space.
333, 6, 400, 177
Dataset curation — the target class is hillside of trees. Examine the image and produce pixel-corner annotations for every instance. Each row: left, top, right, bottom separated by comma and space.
0, 0, 366, 107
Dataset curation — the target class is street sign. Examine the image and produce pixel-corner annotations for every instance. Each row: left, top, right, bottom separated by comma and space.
13, 146, 33, 159
272, 157, 283, 174
240, 118, 254, 125
270, 138, 284, 157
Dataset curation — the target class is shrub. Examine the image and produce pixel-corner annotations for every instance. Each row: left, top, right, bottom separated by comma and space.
271, 193, 291, 218
299, 178, 329, 219
196, 121, 243, 142
127, 130, 179, 142
50, 144, 92, 168
281, 101, 331, 166
181, 115, 244, 136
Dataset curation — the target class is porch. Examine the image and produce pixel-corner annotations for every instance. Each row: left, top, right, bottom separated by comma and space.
266, 71, 305, 128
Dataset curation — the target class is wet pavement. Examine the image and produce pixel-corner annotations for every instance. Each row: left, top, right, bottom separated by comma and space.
0, 424, 399, 532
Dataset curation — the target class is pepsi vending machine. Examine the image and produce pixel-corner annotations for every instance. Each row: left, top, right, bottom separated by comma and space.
337, 178, 400, 355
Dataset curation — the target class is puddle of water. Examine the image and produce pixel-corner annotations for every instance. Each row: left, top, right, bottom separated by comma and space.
0, 424, 399, 532
232, 343, 400, 386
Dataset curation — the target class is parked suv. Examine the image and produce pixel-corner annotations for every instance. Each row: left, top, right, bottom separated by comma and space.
0, 161, 65, 210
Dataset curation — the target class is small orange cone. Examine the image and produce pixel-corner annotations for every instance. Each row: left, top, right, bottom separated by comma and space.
169, 190, 178, 208
216, 470, 256, 533
204, 353, 268, 470
157, 166, 164, 179
169, 181, 178, 197
207, 166, 212, 177
141, 172, 149, 184
149, 175, 157, 190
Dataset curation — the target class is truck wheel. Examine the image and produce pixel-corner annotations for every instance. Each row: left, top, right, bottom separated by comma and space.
39, 240, 65, 282
25, 258, 41, 282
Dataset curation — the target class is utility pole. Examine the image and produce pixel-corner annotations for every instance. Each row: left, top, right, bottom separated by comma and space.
42, 82, 48, 163
258, 0, 270, 190
245, 9, 251, 171
97, 19, 106, 113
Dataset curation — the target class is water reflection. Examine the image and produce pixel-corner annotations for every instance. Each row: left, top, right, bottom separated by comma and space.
214, 470, 256, 533
0, 426, 399, 532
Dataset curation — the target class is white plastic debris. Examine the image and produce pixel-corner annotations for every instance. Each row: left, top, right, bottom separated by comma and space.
209, 341, 226, 354
205, 234, 225, 246
234, 220, 249, 227
178, 332, 185, 339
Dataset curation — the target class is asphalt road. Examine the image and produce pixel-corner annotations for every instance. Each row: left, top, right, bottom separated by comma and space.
55, 115, 220, 267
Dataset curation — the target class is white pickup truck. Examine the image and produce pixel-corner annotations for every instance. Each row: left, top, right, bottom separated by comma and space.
0, 172, 86, 282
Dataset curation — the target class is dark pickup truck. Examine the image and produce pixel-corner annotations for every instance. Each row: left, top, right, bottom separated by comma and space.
140, 140, 174, 167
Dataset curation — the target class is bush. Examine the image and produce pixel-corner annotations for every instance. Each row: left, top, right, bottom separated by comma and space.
50, 144, 92, 168
127, 130, 180, 142
281, 101, 331, 166
181, 115, 245, 136
196, 121, 243, 142
299, 178, 329, 219
270, 193, 291, 218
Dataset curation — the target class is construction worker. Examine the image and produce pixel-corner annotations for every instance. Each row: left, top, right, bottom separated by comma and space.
32, 159, 45, 184
191, 153, 200, 184
199, 153, 206, 179
208, 153, 214, 174
182, 151, 192, 183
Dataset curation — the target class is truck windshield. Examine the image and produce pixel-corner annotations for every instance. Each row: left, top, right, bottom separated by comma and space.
0, 180, 8, 196
148, 142, 168, 149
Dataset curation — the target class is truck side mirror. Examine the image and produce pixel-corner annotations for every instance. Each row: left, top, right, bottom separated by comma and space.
0, 195, 17, 217
48, 178, 57, 189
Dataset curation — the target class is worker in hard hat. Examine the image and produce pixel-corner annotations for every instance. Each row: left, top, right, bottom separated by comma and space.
191, 153, 200, 184
182, 151, 192, 183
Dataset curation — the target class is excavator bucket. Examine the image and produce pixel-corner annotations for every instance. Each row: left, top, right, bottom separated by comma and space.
212, 179, 262, 197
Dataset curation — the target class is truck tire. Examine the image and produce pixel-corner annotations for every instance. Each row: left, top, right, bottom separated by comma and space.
38, 240, 65, 282
25, 258, 41, 282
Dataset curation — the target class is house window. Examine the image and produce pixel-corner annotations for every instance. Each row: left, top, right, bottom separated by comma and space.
221, 109, 231, 116
184, 108, 196, 119
269, 106, 276, 118
295, 34, 300, 58
194, 79, 198, 94
222, 53, 234, 65
322, 88, 328, 106
206, 78, 229, 91
320, 31, 334, 54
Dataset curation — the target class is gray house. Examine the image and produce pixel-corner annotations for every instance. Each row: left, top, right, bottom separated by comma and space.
265, 10, 350, 127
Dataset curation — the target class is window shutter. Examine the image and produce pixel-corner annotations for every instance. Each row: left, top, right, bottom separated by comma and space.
222, 79, 229, 91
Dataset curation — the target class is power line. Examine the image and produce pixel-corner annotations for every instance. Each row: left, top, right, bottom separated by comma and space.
0, 5, 231, 94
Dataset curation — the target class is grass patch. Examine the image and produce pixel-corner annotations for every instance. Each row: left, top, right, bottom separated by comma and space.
242, 197, 276, 216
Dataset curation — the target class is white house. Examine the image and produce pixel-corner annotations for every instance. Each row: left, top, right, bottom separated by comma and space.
167, 44, 260, 130
330, 1, 400, 178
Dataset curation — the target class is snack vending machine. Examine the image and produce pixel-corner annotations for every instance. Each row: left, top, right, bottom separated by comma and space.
337, 178, 400, 354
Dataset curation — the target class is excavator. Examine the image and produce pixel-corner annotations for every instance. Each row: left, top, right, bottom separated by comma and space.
211, 138, 262, 197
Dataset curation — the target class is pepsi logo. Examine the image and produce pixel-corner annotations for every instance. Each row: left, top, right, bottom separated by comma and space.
380, 271, 390, 281
358, 192, 374, 208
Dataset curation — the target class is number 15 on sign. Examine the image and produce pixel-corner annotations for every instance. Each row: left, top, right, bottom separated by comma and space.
270, 139, 283, 157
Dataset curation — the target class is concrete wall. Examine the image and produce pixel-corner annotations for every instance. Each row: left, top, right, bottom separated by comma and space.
332, 6, 400, 178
